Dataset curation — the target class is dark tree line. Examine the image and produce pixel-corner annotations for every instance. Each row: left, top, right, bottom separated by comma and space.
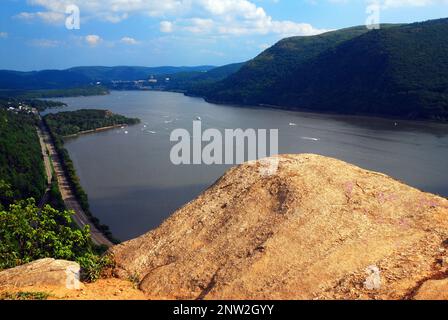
0, 110, 46, 208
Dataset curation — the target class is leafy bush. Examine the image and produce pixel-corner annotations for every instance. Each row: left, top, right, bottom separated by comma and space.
0, 198, 110, 281
77, 253, 114, 283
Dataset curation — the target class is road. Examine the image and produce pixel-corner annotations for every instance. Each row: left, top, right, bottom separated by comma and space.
37, 122, 114, 247
36, 126, 52, 208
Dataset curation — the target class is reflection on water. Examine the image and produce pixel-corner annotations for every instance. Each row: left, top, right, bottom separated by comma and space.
46, 91, 448, 240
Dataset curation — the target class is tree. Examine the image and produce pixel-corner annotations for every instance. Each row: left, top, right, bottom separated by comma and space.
0, 198, 110, 282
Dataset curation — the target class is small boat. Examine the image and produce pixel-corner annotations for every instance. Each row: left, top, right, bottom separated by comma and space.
289, 122, 297, 126
301, 137, 320, 141
124, 131, 129, 134
195, 116, 202, 121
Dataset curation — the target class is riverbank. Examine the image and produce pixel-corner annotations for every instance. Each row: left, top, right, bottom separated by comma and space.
63, 124, 129, 138
39, 119, 114, 247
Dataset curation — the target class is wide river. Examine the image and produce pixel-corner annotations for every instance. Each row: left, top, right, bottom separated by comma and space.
47, 91, 448, 241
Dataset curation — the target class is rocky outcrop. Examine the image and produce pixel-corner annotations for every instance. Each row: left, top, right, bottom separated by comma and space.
111, 154, 448, 300
415, 278, 448, 300
0, 259, 82, 290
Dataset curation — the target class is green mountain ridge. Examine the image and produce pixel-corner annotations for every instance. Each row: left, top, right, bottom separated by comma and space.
0, 66, 216, 90
193, 18, 448, 121
160, 62, 245, 92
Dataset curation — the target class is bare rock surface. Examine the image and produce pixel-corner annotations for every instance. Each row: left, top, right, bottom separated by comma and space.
0, 258, 82, 289
111, 154, 448, 300
414, 278, 448, 300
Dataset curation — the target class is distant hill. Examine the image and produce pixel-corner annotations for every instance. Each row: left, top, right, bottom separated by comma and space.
161, 62, 245, 92
0, 65, 216, 90
194, 18, 448, 121
68, 65, 216, 82
0, 70, 91, 90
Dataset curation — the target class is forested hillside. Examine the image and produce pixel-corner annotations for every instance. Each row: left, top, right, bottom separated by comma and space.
162, 62, 245, 92
0, 110, 46, 207
195, 18, 448, 120
0, 66, 215, 91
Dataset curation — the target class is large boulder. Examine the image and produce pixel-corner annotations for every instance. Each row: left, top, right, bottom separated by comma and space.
0, 258, 82, 290
111, 154, 448, 300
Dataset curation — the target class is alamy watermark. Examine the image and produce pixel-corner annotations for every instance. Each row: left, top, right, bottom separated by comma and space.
65, 4, 80, 30
170, 121, 279, 176
366, 0, 381, 30
65, 265, 81, 290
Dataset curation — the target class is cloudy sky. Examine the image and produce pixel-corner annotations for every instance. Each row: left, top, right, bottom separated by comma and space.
0, 0, 447, 70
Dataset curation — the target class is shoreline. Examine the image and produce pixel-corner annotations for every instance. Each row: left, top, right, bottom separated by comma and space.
63, 124, 129, 138
39, 119, 114, 247
52, 89, 448, 125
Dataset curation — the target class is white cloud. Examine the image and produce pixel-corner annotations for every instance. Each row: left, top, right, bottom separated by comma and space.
0, 32, 8, 39
160, 21, 174, 33
24, 0, 328, 36
183, 18, 215, 34
15, 11, 65, 24
336, 0, 448, 7
120, 36, 139, 45
381, 0, 439, 7
30, 38, 61, 47
85, 34, 102, 46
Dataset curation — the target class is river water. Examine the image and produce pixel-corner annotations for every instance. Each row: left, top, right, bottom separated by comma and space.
46, 91, 448, 241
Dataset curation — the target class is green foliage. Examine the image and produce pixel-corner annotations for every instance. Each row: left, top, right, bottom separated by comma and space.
77, 253, 114, 283
0, 198, 91, 269
0, 291, 50, 300
44, 109, 140, 136
192, 25, 371, 103
161, 62, 245, 92
0, 180, 13, 210
197, 19, 448, 121
0, 198, 112, 282
47, 177, 65, 211
0, 110, 46, 207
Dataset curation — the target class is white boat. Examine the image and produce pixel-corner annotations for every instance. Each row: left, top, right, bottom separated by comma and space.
124, 131, 129, 134
301, 137, 320, 141
195, 116, 202, 121
289, 122, 297, 126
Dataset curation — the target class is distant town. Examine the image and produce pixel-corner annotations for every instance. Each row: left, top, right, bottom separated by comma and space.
3, 102, 38, 115
108, 75, 172, 91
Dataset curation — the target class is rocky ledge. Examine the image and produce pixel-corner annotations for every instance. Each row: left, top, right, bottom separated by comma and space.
0, 258, 82, 289
111, 154, 448, 300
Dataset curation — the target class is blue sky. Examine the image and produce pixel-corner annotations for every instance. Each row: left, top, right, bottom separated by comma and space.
0, 0, 447, 70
